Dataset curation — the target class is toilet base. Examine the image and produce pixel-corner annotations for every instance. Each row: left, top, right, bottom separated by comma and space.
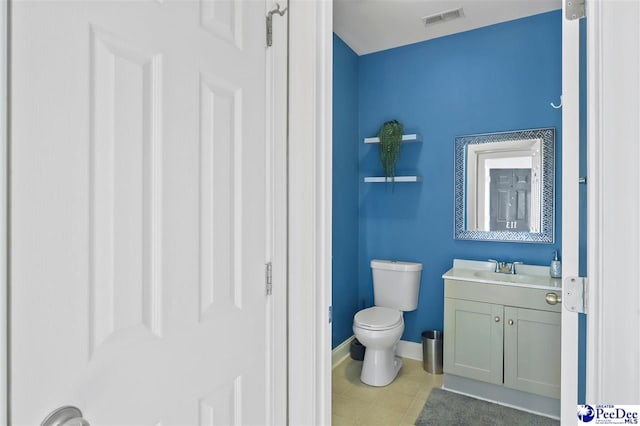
360, 348, 403, 387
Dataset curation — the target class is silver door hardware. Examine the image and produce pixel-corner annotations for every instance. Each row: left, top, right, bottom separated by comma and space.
265, 262, 273, 295
565, 0, 585, 20
508, 319, 514, 326
564, 276, 587, 313
545, 292, 562, 305
266, 3, 287, 47
329, 306, 333, 323
579, 177, 587, 184
494, 316, 500, 322
42, 406, 89, 426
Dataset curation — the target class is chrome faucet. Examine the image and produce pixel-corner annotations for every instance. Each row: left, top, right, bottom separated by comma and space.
488, 259, 523, 274
510, 261, 523, 274
488, 259, 508, 273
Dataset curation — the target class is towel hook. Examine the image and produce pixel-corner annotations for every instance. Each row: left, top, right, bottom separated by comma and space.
550, 95, 562, 109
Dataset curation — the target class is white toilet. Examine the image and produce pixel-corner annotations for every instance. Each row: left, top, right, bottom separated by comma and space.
353, 259, 423, 386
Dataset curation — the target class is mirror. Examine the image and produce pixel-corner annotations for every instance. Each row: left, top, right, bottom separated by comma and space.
454, 128, 555, 243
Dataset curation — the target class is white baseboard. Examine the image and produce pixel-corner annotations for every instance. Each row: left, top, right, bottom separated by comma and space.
332, 336, 355, 369
397, 340, 423, 361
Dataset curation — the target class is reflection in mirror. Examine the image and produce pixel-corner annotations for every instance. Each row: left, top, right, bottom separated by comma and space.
454, 128, 555, 243
467, 138, 541, 232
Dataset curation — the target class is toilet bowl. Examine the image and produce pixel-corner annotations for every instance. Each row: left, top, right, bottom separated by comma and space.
353, 306, 404, 386
353, 259, 422, 386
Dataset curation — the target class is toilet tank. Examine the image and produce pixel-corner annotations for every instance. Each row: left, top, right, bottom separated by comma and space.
371, 259, 423, 312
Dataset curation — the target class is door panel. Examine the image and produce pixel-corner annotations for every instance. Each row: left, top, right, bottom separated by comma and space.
504, 307, 561, 399
10, 1, 274, 424
89, 26, 164, 353
489, 168, 531, 231
443, 298, 503, 385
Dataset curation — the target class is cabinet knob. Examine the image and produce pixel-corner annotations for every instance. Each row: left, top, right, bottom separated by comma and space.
508, 319, 514, 326
494, 316, 500, 322
545, 292, 562, 305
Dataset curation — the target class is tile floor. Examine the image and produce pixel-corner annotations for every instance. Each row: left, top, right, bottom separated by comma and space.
332, 357, 443, 426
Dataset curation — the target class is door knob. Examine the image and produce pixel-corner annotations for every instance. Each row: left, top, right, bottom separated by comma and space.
41, 406, 90, 426
545, 292, 562, 305
508, 319, 514, 326
494, 316, 500, 322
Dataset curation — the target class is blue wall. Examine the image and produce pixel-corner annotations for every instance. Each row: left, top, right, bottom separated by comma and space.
357, 10, 563, 343
332, 35, 360, 348
578, 18, 587, 404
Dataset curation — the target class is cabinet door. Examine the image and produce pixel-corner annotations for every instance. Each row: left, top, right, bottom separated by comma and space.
504, 307, 561, 399
444, 298, 503, 385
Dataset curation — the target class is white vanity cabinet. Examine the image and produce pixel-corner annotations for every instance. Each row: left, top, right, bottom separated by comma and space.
443, 278, 561, 400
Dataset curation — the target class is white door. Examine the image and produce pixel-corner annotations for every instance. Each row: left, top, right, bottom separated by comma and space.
10, 0, 281, 424
585, 0, 640, 405
561, 2, 582, 424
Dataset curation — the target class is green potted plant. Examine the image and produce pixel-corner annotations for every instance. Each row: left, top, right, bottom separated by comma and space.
378, 119, 404, 183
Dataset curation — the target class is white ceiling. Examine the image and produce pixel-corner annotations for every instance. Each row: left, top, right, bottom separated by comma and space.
334, 0, 562, 55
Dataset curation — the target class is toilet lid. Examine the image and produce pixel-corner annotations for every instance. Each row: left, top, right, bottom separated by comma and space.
354, 307, 403, 331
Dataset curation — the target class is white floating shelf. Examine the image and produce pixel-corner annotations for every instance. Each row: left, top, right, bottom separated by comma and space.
364, 134, 423, 144
364, 176, 422, 183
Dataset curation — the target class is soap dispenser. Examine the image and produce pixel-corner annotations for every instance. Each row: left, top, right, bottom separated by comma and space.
550, 250, 562, 278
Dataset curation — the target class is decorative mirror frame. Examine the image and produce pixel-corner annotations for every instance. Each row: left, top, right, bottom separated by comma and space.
454, 128, 555, 243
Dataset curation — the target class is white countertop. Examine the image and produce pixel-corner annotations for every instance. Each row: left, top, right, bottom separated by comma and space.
442, 259, 562, 291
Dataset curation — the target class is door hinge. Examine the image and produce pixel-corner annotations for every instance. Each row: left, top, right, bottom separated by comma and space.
265, 262, 273, 295
328, 306, 333, 323
564, 276, 587, 314
266, 3, 287, 47
565, 0, 585, 20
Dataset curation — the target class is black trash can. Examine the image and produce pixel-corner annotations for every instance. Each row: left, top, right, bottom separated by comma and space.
350, 338, 365, 361
422, 330, 443, 374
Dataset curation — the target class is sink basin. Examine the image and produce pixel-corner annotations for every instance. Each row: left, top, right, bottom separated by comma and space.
472, 270, 552, 286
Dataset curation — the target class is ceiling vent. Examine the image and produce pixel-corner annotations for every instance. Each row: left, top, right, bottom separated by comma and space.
422, 7, 465, 26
